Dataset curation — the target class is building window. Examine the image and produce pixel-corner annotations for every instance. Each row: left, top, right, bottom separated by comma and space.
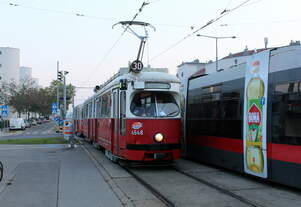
0, 64, 2, 67
181, 72, 183, 77
0, 51, 2, 55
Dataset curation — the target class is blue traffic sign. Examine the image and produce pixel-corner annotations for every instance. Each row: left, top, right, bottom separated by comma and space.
1, 105, 8, 117
52, 103, 58, 114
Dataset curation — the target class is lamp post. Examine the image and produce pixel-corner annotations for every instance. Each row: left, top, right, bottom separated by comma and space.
196, 34, 236, 72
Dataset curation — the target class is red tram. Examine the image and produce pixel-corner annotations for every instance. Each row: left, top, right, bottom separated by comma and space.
185, 45, 301, 189
74, 69, 181, 163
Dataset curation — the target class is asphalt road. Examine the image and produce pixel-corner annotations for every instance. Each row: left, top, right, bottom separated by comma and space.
0, 121, 62, 139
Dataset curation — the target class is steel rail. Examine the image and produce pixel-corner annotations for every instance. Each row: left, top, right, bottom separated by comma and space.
174, 167, 263, 207
81, 143, 175, 207
122, 165, 176, 207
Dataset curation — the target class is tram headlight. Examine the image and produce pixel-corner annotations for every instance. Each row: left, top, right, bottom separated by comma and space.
154, 133, 164, 142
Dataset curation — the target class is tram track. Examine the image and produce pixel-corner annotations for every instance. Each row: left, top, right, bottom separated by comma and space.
125, 164, 264, 207
173, 167, 263, 207
81, 143, 173, 207
82, 141, 264, 207
122, 166, 176, 207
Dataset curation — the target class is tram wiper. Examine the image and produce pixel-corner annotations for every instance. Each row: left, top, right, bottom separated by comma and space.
165, 110, 179, 117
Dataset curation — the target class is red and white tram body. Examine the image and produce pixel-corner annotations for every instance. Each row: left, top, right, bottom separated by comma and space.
74, 71, 181, 162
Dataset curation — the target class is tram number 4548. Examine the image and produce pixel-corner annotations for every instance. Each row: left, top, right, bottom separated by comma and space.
131, 130, 144, 135
130, 60, 143, 73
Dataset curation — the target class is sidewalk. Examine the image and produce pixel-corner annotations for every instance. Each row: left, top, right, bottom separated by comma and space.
0, 144, 123, 207
0, 128, 22, 138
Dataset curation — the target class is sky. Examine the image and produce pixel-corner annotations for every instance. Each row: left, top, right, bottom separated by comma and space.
0, 0, 300, 104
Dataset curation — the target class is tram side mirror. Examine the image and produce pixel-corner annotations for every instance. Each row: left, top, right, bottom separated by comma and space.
120, 79, 127, 90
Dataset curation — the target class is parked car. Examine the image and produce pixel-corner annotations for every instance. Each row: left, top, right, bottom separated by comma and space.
24, 120, 31, 128
9, 118, 26, 130
31, 120, 37, 126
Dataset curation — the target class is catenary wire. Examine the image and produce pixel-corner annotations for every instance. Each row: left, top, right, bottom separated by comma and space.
149, 0, 255, 62
83, 1, 150, 84
0, 1, 116, 21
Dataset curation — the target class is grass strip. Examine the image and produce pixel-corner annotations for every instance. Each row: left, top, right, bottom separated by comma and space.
0, 137, 69, 145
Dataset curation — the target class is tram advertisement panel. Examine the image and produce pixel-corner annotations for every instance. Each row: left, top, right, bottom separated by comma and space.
243, 50, 270, 178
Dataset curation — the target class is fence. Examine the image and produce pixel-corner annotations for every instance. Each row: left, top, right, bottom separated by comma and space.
0, 119, 9, 131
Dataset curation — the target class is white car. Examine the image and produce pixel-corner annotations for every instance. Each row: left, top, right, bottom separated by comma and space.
9, 118, 26, 130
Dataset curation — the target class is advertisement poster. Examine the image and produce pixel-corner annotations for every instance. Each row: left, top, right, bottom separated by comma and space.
243, 50, 270, 178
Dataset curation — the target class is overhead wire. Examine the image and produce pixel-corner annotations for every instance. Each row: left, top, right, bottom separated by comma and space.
0, 1, 115, 21
0, 1, 196, 30
149, 0, 254, 62
83, 1, 150, 84
220, 18, 301, 26
118, 1, 150, 38
0, 0, 152, 85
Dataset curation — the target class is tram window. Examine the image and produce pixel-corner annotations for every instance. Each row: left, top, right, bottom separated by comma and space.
101, 93, 111, 117
156, 93, 179, 117
275, 82, 301, 93
96, 98, 101, 118
130, 92, 179, 117
188, 81, 242, 139
120, 91, 126, 136
272, 81, 301, 145
88, 102, 92, 118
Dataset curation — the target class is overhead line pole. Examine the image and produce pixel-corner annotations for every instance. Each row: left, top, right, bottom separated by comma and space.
63, 73, 66, 119
63, 71, 69, 119
56, 61, 59, 116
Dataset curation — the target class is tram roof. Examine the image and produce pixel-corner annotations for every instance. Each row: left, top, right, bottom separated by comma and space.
105, 71, 180, 90
82, 71, 180, 103
189, 45, 301, 89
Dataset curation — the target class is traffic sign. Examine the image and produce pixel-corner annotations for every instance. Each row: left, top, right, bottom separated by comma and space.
130, 60, 143, 73
1, 105, 8, 117
52, 103, 58, 114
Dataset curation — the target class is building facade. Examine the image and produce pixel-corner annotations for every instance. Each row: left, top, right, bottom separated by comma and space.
0, 47, 20, 84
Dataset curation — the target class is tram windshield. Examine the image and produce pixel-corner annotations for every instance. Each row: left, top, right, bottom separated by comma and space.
131, 92, 179, 117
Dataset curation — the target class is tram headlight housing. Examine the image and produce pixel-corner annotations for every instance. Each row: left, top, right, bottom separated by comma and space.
154, 133, 164, 143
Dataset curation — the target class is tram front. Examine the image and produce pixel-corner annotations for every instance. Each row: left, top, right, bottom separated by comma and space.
123, 72, 181, 162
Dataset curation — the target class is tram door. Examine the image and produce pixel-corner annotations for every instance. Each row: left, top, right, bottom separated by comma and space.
112, 89, 120, 155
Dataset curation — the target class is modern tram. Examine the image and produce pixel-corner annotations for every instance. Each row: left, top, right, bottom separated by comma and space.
185, 45, 301, 189
74, 69, 181, 163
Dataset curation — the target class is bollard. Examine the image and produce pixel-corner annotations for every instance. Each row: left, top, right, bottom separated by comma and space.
63, 120, 74, 149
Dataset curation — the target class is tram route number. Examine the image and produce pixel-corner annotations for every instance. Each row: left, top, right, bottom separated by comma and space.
131, 130, 144, 135
130, 60, 143, 73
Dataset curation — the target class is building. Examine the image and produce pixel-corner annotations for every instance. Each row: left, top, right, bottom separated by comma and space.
176, 59, 206, 104
31, 78, 39, 88
19, 66, 39, 87
19, 66, 32, 83
0, 48, 40, 119
0, 47, 20, 84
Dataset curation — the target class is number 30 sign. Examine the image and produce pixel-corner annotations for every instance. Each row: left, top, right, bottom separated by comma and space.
130, 60, 143, 73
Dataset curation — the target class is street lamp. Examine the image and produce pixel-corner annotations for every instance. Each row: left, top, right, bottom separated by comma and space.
196, 34, 236, 72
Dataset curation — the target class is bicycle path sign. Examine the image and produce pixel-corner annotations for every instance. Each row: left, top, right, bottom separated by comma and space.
52, 103, 58, 114
1, 105, 8, 117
